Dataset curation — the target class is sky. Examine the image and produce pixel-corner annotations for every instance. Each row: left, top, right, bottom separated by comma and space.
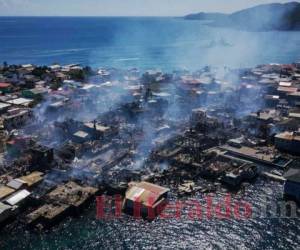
0, 0, 297, 16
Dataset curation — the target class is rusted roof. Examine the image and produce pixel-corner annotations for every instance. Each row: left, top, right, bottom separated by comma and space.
135, 182, 169, 196
0, 83, 11, 88
47, 181, 98, 207
0, 186, 15, 200
277, 87, 298, 93
19, 172, 44, 187
275, 132, 300, 142
126, 182, 169, 207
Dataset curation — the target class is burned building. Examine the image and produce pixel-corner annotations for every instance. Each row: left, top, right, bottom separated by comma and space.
83, 121, 114, 140
219, 144, 291, 168
284, 168, 300, 201
26, 203, 70, 228
221, 163, 258, 187
2, 108, 32, 130
19, 171, 44, 189
72, 130, 91, 143
275, 131, 300, 155
30, 144, 54, 168
0, 202, 17, 224
46, 181, 98, 211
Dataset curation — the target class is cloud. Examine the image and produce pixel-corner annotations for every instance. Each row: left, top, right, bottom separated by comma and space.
0, 0, 28, 7
0, 0, 34, 15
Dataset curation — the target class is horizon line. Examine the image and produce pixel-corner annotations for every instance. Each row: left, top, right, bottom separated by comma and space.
0, 15, 180, 18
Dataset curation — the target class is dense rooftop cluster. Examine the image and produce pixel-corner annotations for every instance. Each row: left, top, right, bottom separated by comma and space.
0, 61, 300, 228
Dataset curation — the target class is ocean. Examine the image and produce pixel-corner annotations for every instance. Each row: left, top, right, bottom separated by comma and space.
0, 17, 300, 250
0, 17, 300, 70
1, 179, 299, 249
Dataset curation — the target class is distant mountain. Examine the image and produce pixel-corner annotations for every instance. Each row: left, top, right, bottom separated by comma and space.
184, 2, 300, 31
184, 12, 228, 22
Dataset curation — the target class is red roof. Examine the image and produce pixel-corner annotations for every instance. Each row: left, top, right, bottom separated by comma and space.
0, 83, 11, 88
281, 64, 295, 70
278, 87, 298, 93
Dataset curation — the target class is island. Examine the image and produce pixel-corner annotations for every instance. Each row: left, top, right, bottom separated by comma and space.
184, 2, 300, 31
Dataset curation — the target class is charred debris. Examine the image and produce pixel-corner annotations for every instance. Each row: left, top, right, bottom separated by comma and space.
0, 61, 300, 228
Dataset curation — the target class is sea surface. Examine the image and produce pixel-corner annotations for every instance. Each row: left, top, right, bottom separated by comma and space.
0, 17, 300, 250
1, 179, 299, 249
0, 17, 300, 70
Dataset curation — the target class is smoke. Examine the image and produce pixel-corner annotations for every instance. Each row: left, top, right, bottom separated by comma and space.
11, 9, 297, 186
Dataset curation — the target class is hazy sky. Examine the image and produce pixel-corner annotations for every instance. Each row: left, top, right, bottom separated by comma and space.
0, 0, 296, 16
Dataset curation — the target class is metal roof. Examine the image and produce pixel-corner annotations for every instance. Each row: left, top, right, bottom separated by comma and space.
284, 168, 300, 183
7, 179, 26, 190
73, 131, 89, 138
0, 102, 11, 110
277, 87, 298, 93
275, 132, 300, 142
0, 202, 11, 214
125, 182, 169, 207
5, 189, 30, 206
6, 98, 33, 106
84, 122, 110, 132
